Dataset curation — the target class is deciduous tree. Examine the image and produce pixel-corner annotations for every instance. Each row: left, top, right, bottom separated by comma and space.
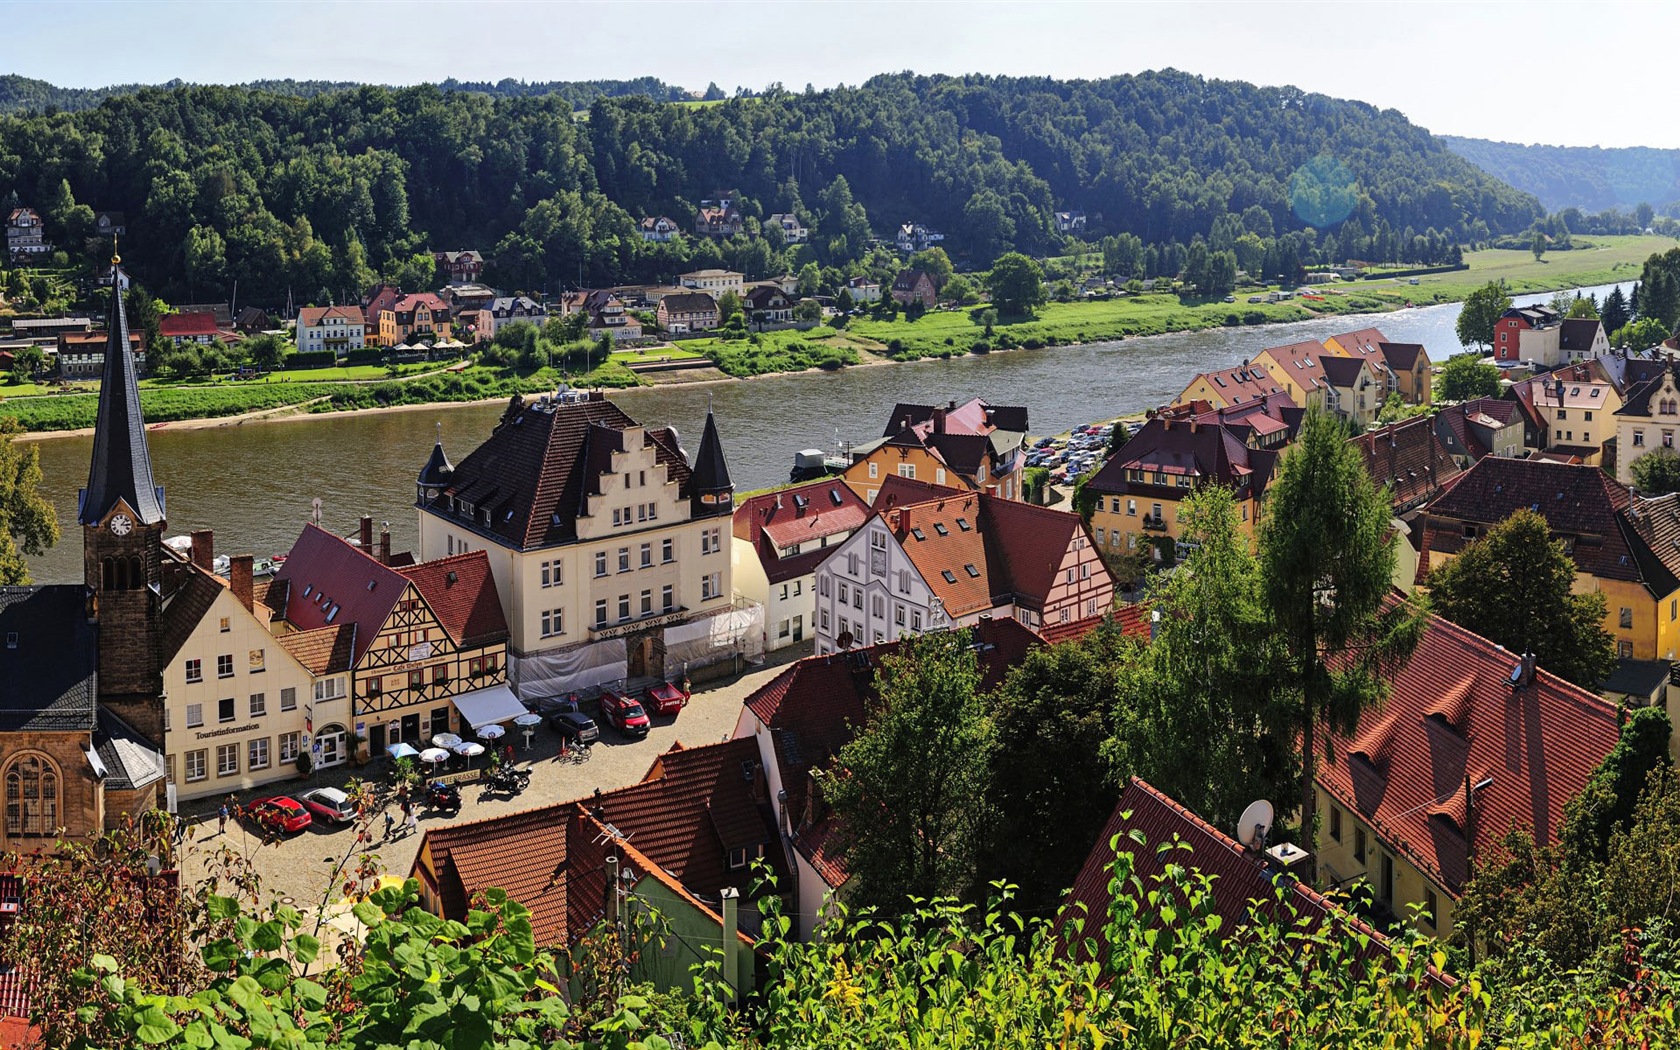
987, 252, 1046, 316
1426, 508, 1616, 688
1455, 280, 1512, 352
1259, 410, 1428, 849
0, 416, 59, 584
1630, 447, 1680, 497
1438, 352, 1501, 401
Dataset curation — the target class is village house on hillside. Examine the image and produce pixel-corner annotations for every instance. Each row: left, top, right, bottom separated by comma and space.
889, 269, 937, 309
657, 290, 720, 333
843, 397, 1030, 502
413, 393, 751, 695
296, 305, 366, 356
432, 250, 484, 284
637, 216, 682, 242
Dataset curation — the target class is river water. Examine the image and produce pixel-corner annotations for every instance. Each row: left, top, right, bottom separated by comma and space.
24, 282, 1630, 584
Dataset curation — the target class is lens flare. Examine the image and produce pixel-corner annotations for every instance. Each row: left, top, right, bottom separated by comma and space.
1288, 154, 1360, 228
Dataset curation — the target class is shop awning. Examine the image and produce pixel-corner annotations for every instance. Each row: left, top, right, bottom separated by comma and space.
452, 683, 528, 730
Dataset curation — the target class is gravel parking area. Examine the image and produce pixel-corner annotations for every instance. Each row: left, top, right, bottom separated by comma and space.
176, 645, 809, 912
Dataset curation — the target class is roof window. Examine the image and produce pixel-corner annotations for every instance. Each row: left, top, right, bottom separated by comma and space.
303, 584, 313, 597
912, 528, 926, 541
956, 517, 971, 531
325, 604, 340, 623
829, 489, 844, 506
964, 564, 980, 578
941, 570, 957, 584
934, 523, 949, 536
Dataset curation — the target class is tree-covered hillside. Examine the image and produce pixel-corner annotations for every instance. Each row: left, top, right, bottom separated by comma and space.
0, 71, 1541, 304
1443, 135, 1680, 214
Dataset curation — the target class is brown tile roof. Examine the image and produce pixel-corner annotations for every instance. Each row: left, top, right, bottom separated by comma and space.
428, 393, 700, 551
870, 474, 965, 507
1318, 612, 1621, 896
659, 291, 718, 315
1178, 391, 1301, 443
277, 624, 356, 675
1177, 364, 1286, 408
1349, 415, 1462, 514
1256, 340, 1333, 397
1422, 457, 1661, 589
297, 305, 364, 327
1086, 416, 1278, 503
418, 801, 587, 946
159, 568, 225, 666
734, 481, 872, 586
1378, 341, 1427, 372
1059, 778, 1384, 956
1324, 327, 1390, 358
396, 550, 508, 648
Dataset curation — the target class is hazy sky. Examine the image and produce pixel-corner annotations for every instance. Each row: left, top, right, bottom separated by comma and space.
13, 0, 1674, 149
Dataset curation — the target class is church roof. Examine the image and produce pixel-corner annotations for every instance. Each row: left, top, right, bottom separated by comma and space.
0, 586, 98, 734
80, 261, 163, 527
689, 407, 733, 517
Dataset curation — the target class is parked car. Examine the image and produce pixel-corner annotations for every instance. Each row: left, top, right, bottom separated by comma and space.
598, 689, 651, 739
1249, 295, 1265, 304
644, 680, 690, 716
548, 709, 600, 745
1223, 295, 1236, 303
246, 796, 312, 835
297, 787, 357, 825
525, 692, 582, 715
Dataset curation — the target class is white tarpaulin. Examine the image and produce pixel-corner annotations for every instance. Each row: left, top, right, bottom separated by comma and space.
509, 637, 627, 698
663, 601, 764, 672
451, 683, 530, 730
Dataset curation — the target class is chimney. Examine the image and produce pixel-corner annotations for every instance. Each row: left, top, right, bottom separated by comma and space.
359, 515, 373, 550
1521, 651, 1536, 688
932, 407, 946, 434
378, 523, 391, 565
190, 529, 214, 572
229, 555, 253, 612
720, 887, 742, 1004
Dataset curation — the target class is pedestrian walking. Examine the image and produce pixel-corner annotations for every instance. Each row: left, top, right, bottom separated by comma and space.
405, 810, 419, 837
173, 815, 188, 848
383, 812, 395, 839
217, 803, 229, 835
401, 797, 412, 819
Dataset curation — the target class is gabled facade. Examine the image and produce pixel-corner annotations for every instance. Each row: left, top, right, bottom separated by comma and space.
1560, 318, 1609, 362
56, 330, 143, 378
362, 284, 401, 347
432, 250, 484, 284
1420, 457, 1680, 660
5, 206, 48, 259
637, 216, 682, 242
895, 223, 944, 253
268, 524, 513, 760
414, 393, 743, 694
1378, 342, 1432, 404
1315, 615, 1621, 939
1517, 364, 1623, 463
744, 284, 794, 324
732, 480, 871, 652
890, 269, 937, 309
393, 293, 451, 342
694, 204, 745, 238
295, 305, 366, 356
843, 397, 1029, 502
1173, 362, 1288, 411
765, 213, 808, 244
1085, 413, 1282, 555
1319, 355, 1385, 426
1432, 397, 1528, 465
1253, 340, 1335, 412
812, 487, 1113, 652
1614, 363, 1680, 485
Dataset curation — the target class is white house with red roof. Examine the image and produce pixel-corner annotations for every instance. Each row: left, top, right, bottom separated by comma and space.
1314, 612, 1622, 939
295, 304, 366, 356
812, 479, 1113, 654
732, 479, 871, 651
158, 311, 220, 347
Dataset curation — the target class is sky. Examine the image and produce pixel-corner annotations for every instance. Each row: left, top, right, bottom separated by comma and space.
11, 0, 1677, 149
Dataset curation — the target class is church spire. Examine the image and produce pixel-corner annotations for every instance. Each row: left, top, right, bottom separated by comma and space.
80, 250, 164, 526
689, 400, 733, 516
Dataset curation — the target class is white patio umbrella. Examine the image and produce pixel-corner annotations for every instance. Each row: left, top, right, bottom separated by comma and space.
419, 747, 451, 767
453, 740, 485, 769
512, 713, 543, 728
478, 724, 506, 741
431, 733, 462, 749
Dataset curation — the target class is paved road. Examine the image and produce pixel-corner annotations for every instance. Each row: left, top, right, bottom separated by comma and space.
176, 645, 809, 911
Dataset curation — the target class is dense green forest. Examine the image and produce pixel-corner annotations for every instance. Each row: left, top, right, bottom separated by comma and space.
0, 71, 1542, 305
1444, 135, 1680, 214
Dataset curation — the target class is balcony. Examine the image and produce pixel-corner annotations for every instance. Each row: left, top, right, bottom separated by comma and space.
1141, 515, 1169, 532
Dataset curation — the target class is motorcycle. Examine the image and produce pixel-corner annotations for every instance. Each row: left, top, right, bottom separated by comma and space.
485, 764, 529, 794
426, 780, 461, 814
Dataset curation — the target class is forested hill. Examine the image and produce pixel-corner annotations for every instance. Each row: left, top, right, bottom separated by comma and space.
0, 73, 694, 115
0, 71, 1541, 304
1442, 135, 1680, 214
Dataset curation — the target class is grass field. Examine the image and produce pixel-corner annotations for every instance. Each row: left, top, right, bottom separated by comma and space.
1406, 234, 1668, 297
675, 326, 868, 376
607, 346, 704, 365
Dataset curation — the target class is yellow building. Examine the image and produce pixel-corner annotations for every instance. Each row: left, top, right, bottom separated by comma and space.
1172, 363, 1287, 411
1516, 364, 1624, 464
1253, 340, 1333, 412
1315, 615, 1622, 941
843, 397, 1029, 503
1421, 457, 1680, 661
1611, 362, 1680, 485
158, 535, 348, 798
1322, 327, 1432, 406
414, 391, 744, 695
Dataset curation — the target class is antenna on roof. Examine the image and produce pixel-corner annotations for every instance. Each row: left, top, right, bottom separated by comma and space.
1236, 799, 1273, 852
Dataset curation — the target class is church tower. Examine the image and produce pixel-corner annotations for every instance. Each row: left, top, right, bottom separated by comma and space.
80, 250, 167, 743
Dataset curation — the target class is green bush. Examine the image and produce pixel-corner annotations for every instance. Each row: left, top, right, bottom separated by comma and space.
287, 350, 337, 369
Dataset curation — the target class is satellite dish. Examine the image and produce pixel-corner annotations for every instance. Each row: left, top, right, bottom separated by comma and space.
1237, 799, 1274, 850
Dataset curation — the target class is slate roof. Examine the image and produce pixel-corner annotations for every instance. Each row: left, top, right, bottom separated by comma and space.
1599, 656, 1671, 699
271, 523, 412, 666
1434, 398, 1523, 461
1559, 318, 1605, 354
1058, 778, 1392, 967
421, 393, 698, 550
0, 586, 98, 733
1614, 363, 1680, 418
396, 550, 508, 649
94, 708, 167, 791
689, 408, 734, 512
1085, 415, 1278, 503
659, 292, 718, 315
1350, 415, 1462, 513
733, 479, 871, 585
1317, 612, 1621, 896
158, 569, 226, 666
1378, 341, 1427, 372
891, 269, 933, 292
1422, 457, 1662, 589
81, 264, 163, 526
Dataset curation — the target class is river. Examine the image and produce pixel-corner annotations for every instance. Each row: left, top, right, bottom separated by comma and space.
23, 282, 1630, 584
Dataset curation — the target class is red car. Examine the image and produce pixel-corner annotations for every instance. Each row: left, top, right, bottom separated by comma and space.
643, 681, 690, 716
246, 796, 312, 835
598, 688, 651, 739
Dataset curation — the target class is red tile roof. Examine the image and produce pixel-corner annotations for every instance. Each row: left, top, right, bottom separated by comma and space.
733, 480, 871, 585
418, 802, 593, 946
276, 624, 356, 675
272, 523, 411, 667
1038, 605, 1152, 646
1177, 363, 1286, 408
1349, 414, 1463, 513
1318, 612, 1622, 895
1086, 415, 1279, 503
1057, 778, 1398, 975
396, 550, 508, 648
158, 311, 219, 338
1257, 339, 1333, 397
1324, 326, 1390, 358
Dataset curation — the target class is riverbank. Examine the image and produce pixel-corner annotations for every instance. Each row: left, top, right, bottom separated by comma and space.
3, 235, 1667, 436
